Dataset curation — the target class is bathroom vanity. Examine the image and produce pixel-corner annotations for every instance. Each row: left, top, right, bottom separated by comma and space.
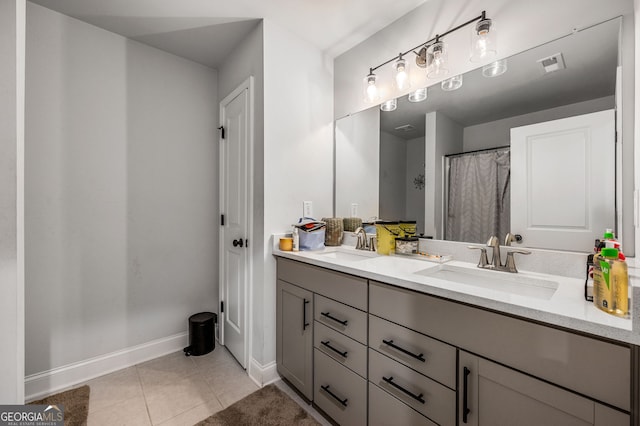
275, 249, 639, 425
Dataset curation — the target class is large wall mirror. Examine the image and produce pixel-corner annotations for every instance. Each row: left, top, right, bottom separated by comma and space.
335, 17, 629, 253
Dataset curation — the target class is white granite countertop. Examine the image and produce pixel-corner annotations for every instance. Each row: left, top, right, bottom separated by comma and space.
273, 245, 640, 345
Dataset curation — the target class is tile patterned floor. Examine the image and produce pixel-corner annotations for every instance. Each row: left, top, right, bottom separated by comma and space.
78, 346, 329, 425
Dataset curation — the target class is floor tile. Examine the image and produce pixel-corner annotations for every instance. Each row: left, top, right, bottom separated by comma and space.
88, 395, 151, 426
210, 374, 259, 408
86, 367, 144, 413
156, 398, 224, 426
137, 351, 199, 388
143, 374, 217, 425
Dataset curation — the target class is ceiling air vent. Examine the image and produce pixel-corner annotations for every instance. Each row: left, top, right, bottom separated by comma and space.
537, 53, 566, 73
394, 124, 415, 133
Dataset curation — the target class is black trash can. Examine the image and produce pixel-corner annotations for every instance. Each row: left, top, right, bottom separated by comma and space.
183, 312, 216, 356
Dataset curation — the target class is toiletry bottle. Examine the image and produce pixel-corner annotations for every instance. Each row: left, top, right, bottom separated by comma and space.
292, 227, 299, 252
593, 248, 628, 317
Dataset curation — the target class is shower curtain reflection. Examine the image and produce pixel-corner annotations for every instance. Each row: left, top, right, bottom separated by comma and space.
445, 148, 510, 244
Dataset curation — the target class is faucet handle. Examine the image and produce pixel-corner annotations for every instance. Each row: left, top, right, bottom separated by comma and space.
504, 249, 531, 273
468, 245, 489, 268
368, 236, 377, 252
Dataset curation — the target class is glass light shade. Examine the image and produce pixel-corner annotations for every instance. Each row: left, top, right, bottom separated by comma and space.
482, 59, 507, 77
441, 74, 463, 91
393, 57, 411, 91
363, 73, 380, 103
427, 40, 449, 79
380, 98, 397, 112
408, 87, 428, 102
470, 18, 497, 62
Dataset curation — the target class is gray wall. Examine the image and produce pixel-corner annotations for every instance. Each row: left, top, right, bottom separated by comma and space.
25, 3, 218, 375
0, 0, 24, 403
379, 131, 407, 220
405, 137, 425, 234
463, 96, 615, 152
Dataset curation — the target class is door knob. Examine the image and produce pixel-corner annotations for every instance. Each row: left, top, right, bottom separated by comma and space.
233, 239, 244, 248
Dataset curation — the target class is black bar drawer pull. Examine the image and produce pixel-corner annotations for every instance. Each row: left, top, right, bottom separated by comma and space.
382, 376, 426, 404
321, 340, 348, 358
303, 299, 310, 331
321, 311, 348, 326
320, 385, 348, 407
382, 339, 426, 362
463, 367, 471, 423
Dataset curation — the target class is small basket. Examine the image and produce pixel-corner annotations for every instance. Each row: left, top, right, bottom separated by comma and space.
299, 228, 325, 250
343, 217, 363, 232
322, 217, 344, 246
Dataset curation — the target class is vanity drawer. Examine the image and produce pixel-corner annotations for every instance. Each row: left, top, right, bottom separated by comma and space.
369, 281, 631, 411
314, 348, 367, 426
369, 348, 455, 426
314, 321, 367, 378
369, 314, 456, 389
315, 294, 367, 344
368, 382, 437, 426
277, 258, 367, 310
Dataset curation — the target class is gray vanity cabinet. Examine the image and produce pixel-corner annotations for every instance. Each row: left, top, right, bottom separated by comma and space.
458, 350, 630, 426
276, 279, 313, 400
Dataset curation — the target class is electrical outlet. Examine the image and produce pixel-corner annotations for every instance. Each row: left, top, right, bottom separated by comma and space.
351, 203, 358, 218
303, 201, 313, 218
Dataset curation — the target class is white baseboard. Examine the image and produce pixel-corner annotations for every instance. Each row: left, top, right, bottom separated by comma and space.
25, 332, 188, 402
247, 357, 279, 387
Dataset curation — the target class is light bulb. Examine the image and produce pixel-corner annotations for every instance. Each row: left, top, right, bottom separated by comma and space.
363, 72, 380, 103
470, 18, 497, 62
427, 40, 449, 79
393, 57, 411, 91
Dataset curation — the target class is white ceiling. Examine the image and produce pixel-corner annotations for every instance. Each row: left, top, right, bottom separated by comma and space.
28, 0, 428, 68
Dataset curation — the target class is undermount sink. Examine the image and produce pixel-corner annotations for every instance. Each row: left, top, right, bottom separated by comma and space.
315, 249, 376, 261
415, 264, 559, 300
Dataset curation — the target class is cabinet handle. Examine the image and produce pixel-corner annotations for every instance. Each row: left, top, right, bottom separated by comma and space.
320, 311, 348, 326
303, 299, 310, 331
321, 340, 348, 358
463, 366, 471, 423
382, 339, 426, 362
320, 384, 348, 407
382, 376, 425, 404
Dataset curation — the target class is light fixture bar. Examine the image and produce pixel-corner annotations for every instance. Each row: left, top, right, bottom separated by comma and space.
369, 11, 488, 73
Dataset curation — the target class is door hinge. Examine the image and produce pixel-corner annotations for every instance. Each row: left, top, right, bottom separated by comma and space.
221, 301, 224, 313
245, 239, 248, 248
221, 214, 225, 226
218, 126, 225, 140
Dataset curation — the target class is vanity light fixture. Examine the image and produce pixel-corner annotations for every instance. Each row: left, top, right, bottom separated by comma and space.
441, 74, 463, 91
363, 69, 380, 103
482, 58, 508, 77
380, 98, 397, 112
393, 55, 411, 91
364, 10, 496, 100
470, 15, 497, 62
408, 87, 428, 102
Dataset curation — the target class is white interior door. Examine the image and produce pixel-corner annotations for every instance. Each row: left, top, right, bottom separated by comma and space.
510, 110, 615, 252
219, 78, 253, 368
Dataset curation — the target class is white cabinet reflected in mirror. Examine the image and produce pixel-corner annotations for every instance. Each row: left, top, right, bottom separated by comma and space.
335, 17, 625, 253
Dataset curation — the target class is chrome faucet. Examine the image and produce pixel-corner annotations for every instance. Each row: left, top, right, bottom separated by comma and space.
468, 235, 531, 273
354, 227, 368, 250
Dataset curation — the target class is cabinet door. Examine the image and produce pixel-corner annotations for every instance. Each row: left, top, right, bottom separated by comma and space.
459, 351, 605, 426
276, 279, 313, 400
